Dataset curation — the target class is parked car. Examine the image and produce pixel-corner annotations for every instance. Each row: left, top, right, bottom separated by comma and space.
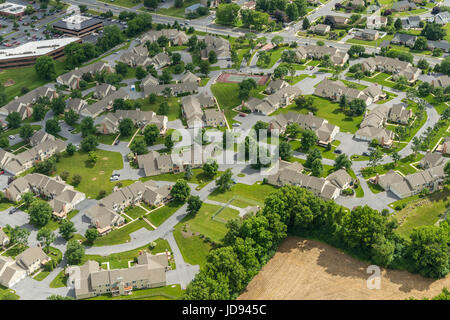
8, 135, 15, 140
239, 113, 247, 117
109, 177, 118, 181
334, 149, 342, 154
9, 207, 17, 214
362, 152, 369, 156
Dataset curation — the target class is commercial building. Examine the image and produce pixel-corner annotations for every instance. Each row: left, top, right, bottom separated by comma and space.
53, 15, 103, 37
0, 2, 25, 18
0, 37, 81, 69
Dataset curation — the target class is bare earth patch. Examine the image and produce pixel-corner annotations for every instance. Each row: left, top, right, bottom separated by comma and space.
99, 171, 104, 175
102, 157, 109, 160
238, 237, 450, 300
3, 79, 15, 87
91, 177, 97, 181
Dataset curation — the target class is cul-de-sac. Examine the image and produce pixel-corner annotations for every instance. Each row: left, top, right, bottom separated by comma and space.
0, 0, 448, 301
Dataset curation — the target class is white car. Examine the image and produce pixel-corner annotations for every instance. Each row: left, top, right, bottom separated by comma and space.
8, 135, 15, 140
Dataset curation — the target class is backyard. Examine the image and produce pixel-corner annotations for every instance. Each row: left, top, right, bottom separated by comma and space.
92, 219, 154, 247
208, 182, 277, 208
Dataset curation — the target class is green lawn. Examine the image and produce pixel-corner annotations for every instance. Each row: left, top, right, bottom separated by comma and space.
424, 94, 448, 115
92, 220, 154, 247
136, 96, 181, 121
49, 270, 67, 288
445, 22, 450, 42
55, 150, 128, 198
285, 74, 315, 85
173, 226, 212, 270
98, 0, 139, 8
146, 202, 182, 227
84, 239, 172, 270
0, 60, 66, 102
142, 168, 223, 190
208, 182, 277, 208
96, 133, 119, 145
361, 154, 423, 178
199, 78, 210, 87
156, 0, 199, 18
0, 198, 14, 211
272, 95, 363, 134
86, 284, 183, 300
44, 210, 80, 231
348, 72, 397, 89
256, 46, 287, 68
124, 206, 147, 219
392, 188, 449, 239
33, 271, 50, 281
0, 285, 19, 300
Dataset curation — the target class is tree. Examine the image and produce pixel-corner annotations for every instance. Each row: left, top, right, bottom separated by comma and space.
65, 239, 85, 265
279, 141, 292, 161
33, 104, 47, 121
19, 124, 34, 142
80, 117, 95, 137
310, 158, 323, 177
392, 151, 401, 165
6, 112, 21, 129
369, 148, 383, 167
216, 168, 233, 193
129, 138, 148, 155
51, 96, 65, 115
115, 61, 128, 76
81, 135, 98, 152
301, 130, 317, 151
85, 228, 99, 244
0, 136, 8, 149
273, 65, 288, 79
445, 161, 450, 177
216, 3, 240, 26
409, 225, 449, 278
170, 179, 191, 202
64, 109, 79, 126
29, 200, 53, 228
187, 195, 202, 215
165, 133, 174, 150
184, 165, 193, 180
348, 45, 365, 58
302, 17, 310, 30
412, 136, 422, 156
88, 151, 98, 165
45, 119, 61, 136
59, 219, 76, 240
417, 58, 429, 70
72, 174, 82, 186
158, 101, 169, 115
66, 143, 76, 156
143, 124, 159, 146
22, 192, 35, 208
394, 18, 402, 31
135, 66, 147, 80
199, 60, 210, 76
348, 98, 366, 116
413, 36, 428, 51
203, 159, 219, 179
208, 50, 218, 64
421, 22, 445, 41
35, 55, 56, 80
119, 118, 134, 137
286, 2, 299, 21
10, 226, 30, 247
271, 35, 284, 47
36, 227, 55, 251
334, 153, 352, 171
35, 157, 56, 175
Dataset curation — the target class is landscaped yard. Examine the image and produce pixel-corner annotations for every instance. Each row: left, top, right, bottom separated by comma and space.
208, 182, 277, 208
124, 206, 147, 220
49, 270, 67, 288
173, 227, 212, 270
55, 149, 132, 198
347, 72, 397, 89
0, 285, 19, 300
156, 0, 199, 18
86, 284, 183, 300
391, 188, 449, 239
146, 202, 182, 227
98, 0, 138, 8
142, 168, 223, 190
361, 153, 423, 178
92, 219, 154, 247
272, 95, 363, 134
136, 96, 181, 121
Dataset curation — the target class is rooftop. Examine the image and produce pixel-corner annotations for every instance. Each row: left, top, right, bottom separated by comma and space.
0, 37, 80, 60
0, 2, 25, 14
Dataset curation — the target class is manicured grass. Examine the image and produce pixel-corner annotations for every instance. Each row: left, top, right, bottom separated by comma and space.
33, 271, 50, 281
44, 210, 80, 231
361, 153, 423, 178
2, 245, 28, 258
199, 77, 210, 87
86, 284, 183, 300
0, 125, 42, 144
208, 182, 277, 208
96, 133, 119, 145
176, 203, 238, 243
256, 46, 287, 68
98, 0, 139, 8
392, 188, 449, 239
347, 72, 397, 89
272, 95, 363, 134
156, 0, 199, 18
146, 202, 182, 227
0, 60, 66, 102
167, 45, 188, 52
0, 198, 14, 211
367, 181, 385, 194
49, 270, 67, 288
394, 8, 428, 17
136, 96, 181, 121
173, 227, 212, 270
124, 206, 147, 219
0, 285, 19, 300
92, 220, 154, 247
84, 239, 172, 270
285, 74, 315, 84
445, 22, 450, 42
424, 94, 449, 115
55, 150, 126, 198
141, 168, 222, 190
346, 34, 394, 47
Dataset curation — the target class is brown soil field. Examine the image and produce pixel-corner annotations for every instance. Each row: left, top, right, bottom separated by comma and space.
238, 237, 450, 300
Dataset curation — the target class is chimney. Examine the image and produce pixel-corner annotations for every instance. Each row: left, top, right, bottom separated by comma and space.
375, 173, 379, 184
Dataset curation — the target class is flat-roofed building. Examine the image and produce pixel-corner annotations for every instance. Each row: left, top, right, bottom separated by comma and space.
53, 15, 103, 37
0, 2, 25, 17
0, 37, 81, 69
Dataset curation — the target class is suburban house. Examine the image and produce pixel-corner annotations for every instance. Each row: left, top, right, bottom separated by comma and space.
392, 0, 416, 12
152, 52, 171, 70
114, 109, 168, 134
391, 33, 417, 47
200, 35, 231, 60
310, 24, 330, 35
56, 62, 113, 90
374, 164, 446, 199
204, 108, 227, 128
266, 160, 341, 200
120, 44, 153, 68
367, 4, 381, 14
401, 16, 421, 29
29, 130, 55, 147
0, 228, 9, 247
436, 137, 450, 155
140, 74, 159, 88
360, 56, 421, 83
354, 29, 379, 41
97, 113, 119, 135
325, 15, 349, 26
326, 169, 353, 190
180, 71, 201, 84
16, 247, 50, 274
427, 40, 450, 53
242, 1, 256, 10
265, 79, 289, 94
66, 98, 88, 114
141, 29, 189, 46
137, 144, 218, 177
5, 173, 85, 218
269, 111, 340, 147
354, 104, 394, 148
0, 86, 57, 120
294, 44, 349, 66
67, 251, 169, 299
142, 82, 198, 97
388, 103, 413, 124
419, 151, 446, 169
314, 79, 385, 105
80, 88, 129, 118
181, 95, 205, 128
244, 85, 301, 115
93, 83, 116, 100
84, 180, 172, 234
431, 75, 450, 88
366, 15, 387, 29
2, 139, 67, 176
347, 0, 365, 8
433, 11, 450, 24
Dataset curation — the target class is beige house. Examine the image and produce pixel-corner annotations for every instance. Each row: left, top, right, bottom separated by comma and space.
141, 29, 189, 46
361, 56, 421, 83
204, 108, 226, 127
388, 104, 412, 124
310, 24, 330, 35
419, 152, 446, 169
56, 62, 113, 90
0, 228, 9, 247
0, 256, 26, 288
16, 247, 50, 275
